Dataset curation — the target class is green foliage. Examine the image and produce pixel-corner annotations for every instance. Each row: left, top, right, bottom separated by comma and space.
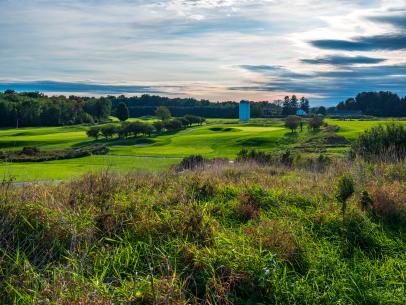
351, 124, 406, 161
0, 160, 404, 304
0, 91, 111, 127
177, 154, 206, 170
285, 115, 301, 133
115, 102, 129, 122
0, 144, 108, 162
155, 106, 171, 120
308, 115, 324, 130
335, 175, 355, 218
86, 126, 101, 139
100, 124, 118, 139
163, 118, 183, 131
153, 120, 164, 132
336, 91, 406, 117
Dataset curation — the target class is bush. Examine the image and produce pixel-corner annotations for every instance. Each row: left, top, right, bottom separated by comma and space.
164, 119, 183, 131
86, 126, 101, 139
0, 145, 109, 162
351, 124, 406, 161
100, 124, 118, 139
335, 175, 355, 218
308, 115, 324, 130
153, 120, 164, 132
237, 149, 273, 164
177, 155, 206, 170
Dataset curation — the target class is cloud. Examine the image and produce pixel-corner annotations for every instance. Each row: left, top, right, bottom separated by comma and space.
368, 12, 406, 29
0, 0, 405, 104
310, 34, 406, 51
0, 81, 169, 95
301, 55, 385, 65
230, 64, 406, 104
238, 65, 310, 79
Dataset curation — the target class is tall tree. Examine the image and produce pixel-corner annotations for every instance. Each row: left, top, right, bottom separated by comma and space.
285, 115, 301, 133
282, 96, 291, 116
290, 95, 299, 114
300, 97, 310, 113
155, 106, 171, 120
116, 102, 129, 122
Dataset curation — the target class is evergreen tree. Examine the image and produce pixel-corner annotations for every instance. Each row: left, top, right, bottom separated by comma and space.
300, 97, 310, 113
282, 96, 291, 116
290, 95, 299, 114
116, 102, 129, 122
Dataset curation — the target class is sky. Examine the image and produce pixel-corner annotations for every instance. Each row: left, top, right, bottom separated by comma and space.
0, 0, 405, 106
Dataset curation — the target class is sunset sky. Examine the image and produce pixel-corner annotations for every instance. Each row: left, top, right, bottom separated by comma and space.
1, 0, 405, 105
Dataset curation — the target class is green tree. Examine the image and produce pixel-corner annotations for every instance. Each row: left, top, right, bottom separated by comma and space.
100, 125, 117, 139
116, 102, 129, 122
155, 106, 171, 120
290, 95, 299, 113
300, 97, 310, 113
153, 120, 164, 132
285, 115, 301, 133
308, 115, 324, 130
86, 127, 101, 140
282, 96, 291, 116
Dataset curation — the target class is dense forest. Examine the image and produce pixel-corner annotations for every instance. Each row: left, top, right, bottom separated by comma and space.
1, 90, 406, 127
0, 90, 111, 127
335, 91, 406, 117
110, 95, 282, 118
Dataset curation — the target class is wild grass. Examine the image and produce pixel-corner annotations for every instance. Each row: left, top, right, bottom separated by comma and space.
1, 158, 404, 304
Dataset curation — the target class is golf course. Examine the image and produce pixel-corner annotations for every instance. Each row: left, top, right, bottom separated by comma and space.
1, 118, 405, 182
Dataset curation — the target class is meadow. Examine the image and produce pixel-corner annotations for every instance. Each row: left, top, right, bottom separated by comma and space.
0, 118, 405, 181
1, 158, 405, 304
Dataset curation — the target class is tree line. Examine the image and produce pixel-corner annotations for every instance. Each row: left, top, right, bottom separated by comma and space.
111, 94, 283, 118
87, 113, 206, 140
335, 91, 406, 117
0, 90, 111, 127
281, 95, 310, 116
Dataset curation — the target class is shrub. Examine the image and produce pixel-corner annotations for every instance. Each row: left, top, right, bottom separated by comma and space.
0, 145, 109, 162
153, 120, 164, 132
308, 115, 324, 130
281, 150, 293, 166
177, 155, 206, 170
335, 175, 355, 218
237, 149, 273, 164
164, 119, 183, 131
21, 146, 40, 156
86, 126, 101, 140
351, 124, 406, 161
100, 124, 118, 139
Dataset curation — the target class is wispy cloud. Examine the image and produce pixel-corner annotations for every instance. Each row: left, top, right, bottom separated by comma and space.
0, 0, 405, 104
301, 55, 386, 65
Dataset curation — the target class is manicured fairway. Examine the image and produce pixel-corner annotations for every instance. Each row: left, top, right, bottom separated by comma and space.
109, 124, 289, 158
1, 118, 405, 181
326, 119, 406, 140
0, 156, 178, 182
0, 125, 90, 150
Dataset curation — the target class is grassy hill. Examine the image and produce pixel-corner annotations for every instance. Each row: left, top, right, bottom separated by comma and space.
1, 118, 405, 182
1, 159, 404, 304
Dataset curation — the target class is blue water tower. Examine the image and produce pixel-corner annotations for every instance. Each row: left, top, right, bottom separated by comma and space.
239, 100, 250, 121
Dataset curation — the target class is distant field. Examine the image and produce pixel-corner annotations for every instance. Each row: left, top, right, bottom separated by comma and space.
1, 118, 405, 181
0, 156, 178, 182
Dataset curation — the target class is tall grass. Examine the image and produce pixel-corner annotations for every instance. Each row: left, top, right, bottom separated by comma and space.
0, 159, 405, 304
